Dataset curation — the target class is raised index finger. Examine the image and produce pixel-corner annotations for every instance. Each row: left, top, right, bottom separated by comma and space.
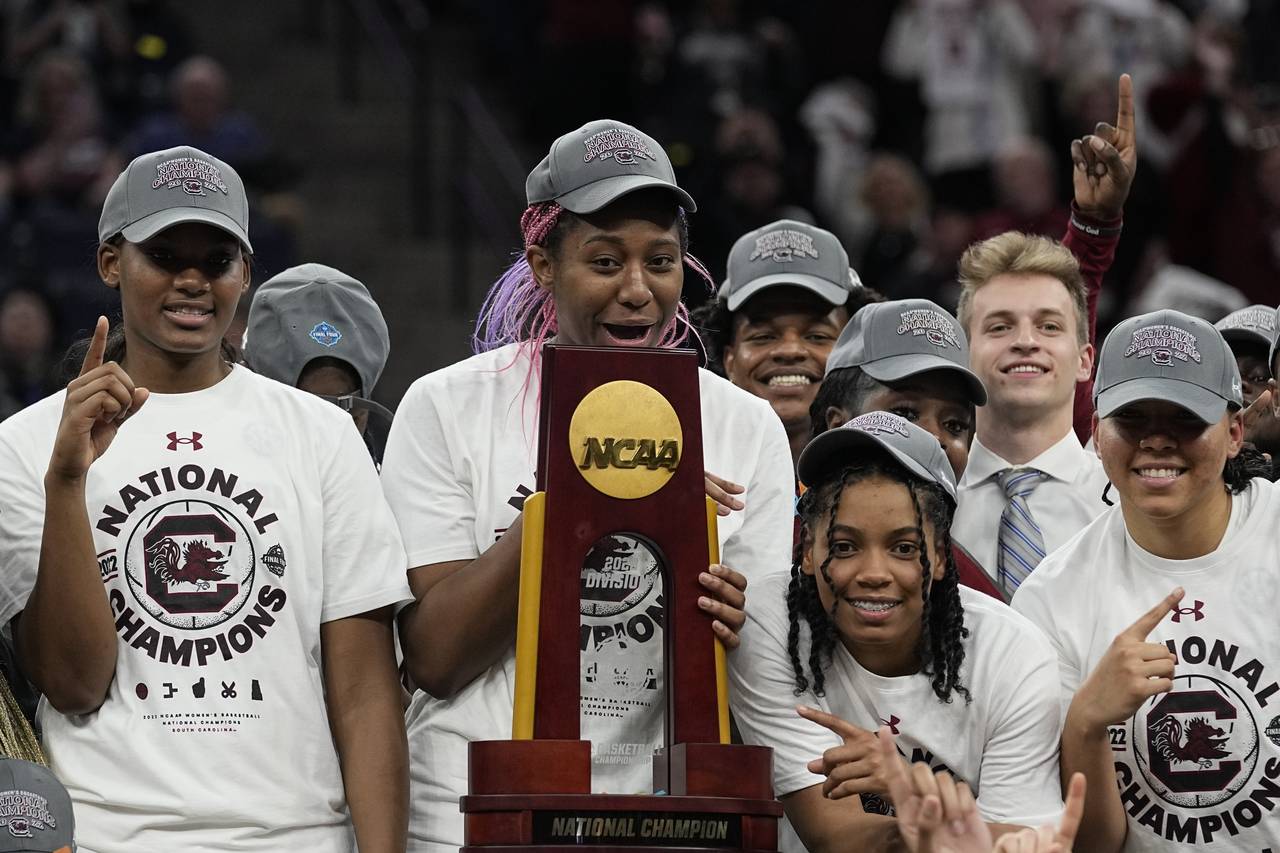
80, 316, 109, 378
797, 705, 867, 740
1124, 587, 1184, 640
1056, 772, 1086, 844
1115, 73, 1135, 146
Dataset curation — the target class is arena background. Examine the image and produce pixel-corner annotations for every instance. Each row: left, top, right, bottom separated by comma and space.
0, 0, 1277, 416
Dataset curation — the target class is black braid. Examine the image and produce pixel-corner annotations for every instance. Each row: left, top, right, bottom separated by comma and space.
1225, 443, 1274, 491
785, 456, 971, 704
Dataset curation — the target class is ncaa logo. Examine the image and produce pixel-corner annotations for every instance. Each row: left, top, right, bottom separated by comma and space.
1131, 673, 1259, 809
579, 533, 661, 618
123, 499, 256, 630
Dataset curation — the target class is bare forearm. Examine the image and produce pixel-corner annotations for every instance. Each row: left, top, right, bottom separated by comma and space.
1061, 706, 1127, 853
333, 685, 408, 852
400, 521, 523, 698
18, 474, 116, 714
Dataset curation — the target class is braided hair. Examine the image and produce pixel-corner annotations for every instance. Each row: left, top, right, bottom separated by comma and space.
786, 456, 971, 704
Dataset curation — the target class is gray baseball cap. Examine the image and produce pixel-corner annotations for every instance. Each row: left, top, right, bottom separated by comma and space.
798, 410, 958, 501
1215, 304, 1277, 353
243, 263, 390, 395
0, 759, 75, 852
99, 145, 251, 252
825, 298, 987, 405
718, 220, 857, 311
1095, 309, 1243, 423
525, 119, 696, 214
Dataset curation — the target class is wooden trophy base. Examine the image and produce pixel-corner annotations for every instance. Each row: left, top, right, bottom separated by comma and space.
461, 740, 783, 852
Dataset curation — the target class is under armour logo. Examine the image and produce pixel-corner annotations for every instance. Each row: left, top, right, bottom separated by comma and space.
166, 431, 203, 451
1171, 600, 1205, 623
880, 715, 901, 735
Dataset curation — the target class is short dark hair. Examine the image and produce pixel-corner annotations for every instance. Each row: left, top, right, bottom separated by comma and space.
808, 366, 886, 439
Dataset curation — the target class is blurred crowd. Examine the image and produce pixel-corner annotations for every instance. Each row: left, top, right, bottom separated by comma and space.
490, 0, 1280, 324
0, 0, 300, 420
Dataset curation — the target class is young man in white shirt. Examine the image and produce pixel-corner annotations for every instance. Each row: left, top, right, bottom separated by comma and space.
951, 75, 1137, 595
1013, 309, 1276, 853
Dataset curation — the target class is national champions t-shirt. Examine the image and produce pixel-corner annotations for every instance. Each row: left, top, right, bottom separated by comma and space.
0, 367, 413, 853
380, 343, 795, 853
730, 572, 1064, 852
1013, 479, 1280, 852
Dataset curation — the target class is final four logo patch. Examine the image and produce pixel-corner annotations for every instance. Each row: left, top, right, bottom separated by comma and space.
749, 230, 818, 263
1124, 325, 1202, 365
309, 322, 342, 347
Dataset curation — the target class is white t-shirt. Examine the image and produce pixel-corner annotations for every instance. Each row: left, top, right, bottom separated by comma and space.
0, 367, 413, 853
953, 431, 1110, 584
380, 343, 795, 853
731, 572, 1063, 852
1012, 479, 1280, 853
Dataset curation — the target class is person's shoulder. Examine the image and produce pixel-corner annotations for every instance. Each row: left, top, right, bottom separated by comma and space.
697, 368, 770, 414
960, 587, 1055, 657
745, 569, 800, 644
404, 344, 528, 401
0, 389, 66, 450
235, 367, 351, 431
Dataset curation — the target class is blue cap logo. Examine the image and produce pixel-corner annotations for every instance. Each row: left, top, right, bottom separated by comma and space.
309, 322, 342, 348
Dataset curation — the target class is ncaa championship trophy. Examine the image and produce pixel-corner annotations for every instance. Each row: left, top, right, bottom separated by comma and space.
460, 344, 782, 852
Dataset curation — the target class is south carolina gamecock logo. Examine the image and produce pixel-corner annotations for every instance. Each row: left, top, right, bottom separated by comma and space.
123, 499, 256, 630
1132, 674, 1259, 809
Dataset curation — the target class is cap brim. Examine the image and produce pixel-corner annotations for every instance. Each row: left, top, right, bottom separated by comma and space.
121, 207, 253, 253
1219, 327, 1273, 352
798, 429, 953, 500
723, 273, 849, 312
555, 174, 697, 214
861, 354, 988, 406
1096, 377, 1230, 423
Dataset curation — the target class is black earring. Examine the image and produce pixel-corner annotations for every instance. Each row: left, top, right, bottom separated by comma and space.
1102, 481, 1114, 506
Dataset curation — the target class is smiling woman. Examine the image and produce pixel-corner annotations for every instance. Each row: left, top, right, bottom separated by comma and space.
0, 146, 414, 853
380, 119, 795, 853
727, 412, 1064, 853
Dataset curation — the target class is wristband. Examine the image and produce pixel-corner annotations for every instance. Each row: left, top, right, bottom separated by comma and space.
1069, 212, 1123, 237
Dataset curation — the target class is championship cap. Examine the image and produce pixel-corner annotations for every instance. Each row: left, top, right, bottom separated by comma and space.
1214, 304, 1277, 354
798, 411, 958, 501
718, 220, 858, 311
824, 298, 987, 405
525, 119, 696, 214
99, 145, 251, 252
243, 263, 390, 395
1095, 309, 1243, 423
0, 759, 76, 852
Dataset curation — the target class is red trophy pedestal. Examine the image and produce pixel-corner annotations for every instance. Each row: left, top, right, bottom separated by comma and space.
461, 346, 782, 852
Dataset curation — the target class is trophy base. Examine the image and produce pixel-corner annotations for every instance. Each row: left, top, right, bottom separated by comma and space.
462, 740, 783, 852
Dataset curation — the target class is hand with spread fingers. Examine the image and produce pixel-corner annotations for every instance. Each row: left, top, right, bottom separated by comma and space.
698, 563, 747, 649
881, 726, 1088, 853
1068, 588, 1182, 735
48, 316, 149, 483
1072, 73, 1137, 221
798, 706, 892, 801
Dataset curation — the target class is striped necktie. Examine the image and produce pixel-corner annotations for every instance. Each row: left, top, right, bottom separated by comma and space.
996, 467, 1049, 593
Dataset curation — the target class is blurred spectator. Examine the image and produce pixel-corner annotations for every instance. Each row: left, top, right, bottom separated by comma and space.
6, 49, 120, 211
974, 136, 1069, 239
851, 153, 930, 291
7, 0, 130, 75
1058, 0, 1192, 167
693, 108, 815, 285
1131, 259, 1247, 320
885, 205, 976, 311
798, 78, 875, 248
130, 55, 268, 171
882, 0, 1038, 208
119, 0, 195, 118
0, 288, 58, 421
